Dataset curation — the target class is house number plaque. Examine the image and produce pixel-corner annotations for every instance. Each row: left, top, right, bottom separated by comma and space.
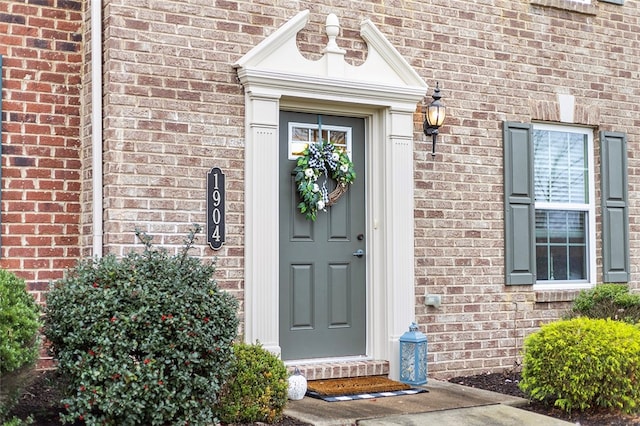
207, 167, 225, 250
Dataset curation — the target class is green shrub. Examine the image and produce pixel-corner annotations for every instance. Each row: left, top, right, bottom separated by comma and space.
0, 269, 40, 375
43, 226, 239, 426
1, 415, 33, 426
519, 317, 640, 413
570, 284, 640, 323
215, 342, 289, 424
0, 269, 41, 421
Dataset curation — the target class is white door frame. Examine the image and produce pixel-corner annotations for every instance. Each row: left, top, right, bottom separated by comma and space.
234, 10, 427, 379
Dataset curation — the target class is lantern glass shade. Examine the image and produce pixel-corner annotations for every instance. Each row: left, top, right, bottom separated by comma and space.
399, 322, 428, 386
426, 103, 446, 128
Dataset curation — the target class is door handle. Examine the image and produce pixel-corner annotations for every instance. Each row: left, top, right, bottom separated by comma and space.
352, 249, 364, 258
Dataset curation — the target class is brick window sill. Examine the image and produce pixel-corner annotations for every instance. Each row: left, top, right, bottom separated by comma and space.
535, 289, 583, 303
530, 0, 598, 15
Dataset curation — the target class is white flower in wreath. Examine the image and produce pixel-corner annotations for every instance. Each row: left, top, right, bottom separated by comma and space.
317, 200, 325, 210
304, 168, 315, 178
340, 164, 349, 173
331, 152, 340, 161
313, 183, 320, 193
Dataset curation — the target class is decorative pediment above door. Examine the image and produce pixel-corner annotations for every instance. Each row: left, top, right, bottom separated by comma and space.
234, 10, 427, 102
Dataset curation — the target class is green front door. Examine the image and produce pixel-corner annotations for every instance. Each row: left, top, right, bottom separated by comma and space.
279, 111, 366, 360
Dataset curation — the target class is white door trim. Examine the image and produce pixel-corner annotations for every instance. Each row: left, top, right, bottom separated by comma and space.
235, 10, 427, 379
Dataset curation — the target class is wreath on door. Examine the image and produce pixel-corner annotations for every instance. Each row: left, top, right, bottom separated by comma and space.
293, 140, 356, 221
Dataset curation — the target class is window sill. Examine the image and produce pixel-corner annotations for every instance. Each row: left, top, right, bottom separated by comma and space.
530, 0, 598, 15
535, 289, 583, 303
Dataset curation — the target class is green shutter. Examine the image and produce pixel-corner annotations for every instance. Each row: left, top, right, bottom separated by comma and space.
504, 122, 535, 285
600, 131, 629, 282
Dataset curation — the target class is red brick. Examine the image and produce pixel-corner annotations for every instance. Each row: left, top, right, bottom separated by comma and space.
7, 247, 37, 258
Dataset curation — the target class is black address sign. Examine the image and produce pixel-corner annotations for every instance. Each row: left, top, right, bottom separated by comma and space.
207, 167, 225, 250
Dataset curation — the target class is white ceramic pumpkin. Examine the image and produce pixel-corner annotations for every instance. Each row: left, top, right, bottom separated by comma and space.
287, 367, 307, 400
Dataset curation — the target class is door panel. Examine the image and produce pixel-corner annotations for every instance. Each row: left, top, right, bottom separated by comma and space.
289, 178, 314, 241
328, 263, 350, 326
291, 265, 314, 329
279, 111, 366, 360
329, 201, 349, 239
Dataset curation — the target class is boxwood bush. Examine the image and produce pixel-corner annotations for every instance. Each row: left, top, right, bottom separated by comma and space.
215, 342, 289, 424
0, 269, 41, 375
569, 284, 640, 323
0, 269, 41, 422
519, 317, 640, 413
44, 226, 239, 425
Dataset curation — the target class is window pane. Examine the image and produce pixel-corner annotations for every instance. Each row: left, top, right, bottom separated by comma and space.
291, 127, 311, 157
329, 130, 346, 145
292, 127, 310, 142
534, 130, 588, 204
569, 246, 587, 280
535, 210, 548, 244
549, 245, 568, 280
536, 246, 549, 281
535, 210, 587, 281
568, 134, 588, 203
313, 129, 329, 142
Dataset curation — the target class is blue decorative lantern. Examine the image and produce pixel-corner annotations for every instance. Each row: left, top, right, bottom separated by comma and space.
399, 322, 428, 386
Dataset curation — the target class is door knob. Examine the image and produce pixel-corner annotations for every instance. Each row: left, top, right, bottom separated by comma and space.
352, 249, 364, 258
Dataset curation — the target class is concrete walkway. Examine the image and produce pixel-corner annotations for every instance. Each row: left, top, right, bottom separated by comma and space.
284, 379, 573, 426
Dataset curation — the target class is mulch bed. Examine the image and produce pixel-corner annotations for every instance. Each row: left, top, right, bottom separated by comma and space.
449, 369, 640, 426
6, 370, 73, 426
7, 370, 310, 426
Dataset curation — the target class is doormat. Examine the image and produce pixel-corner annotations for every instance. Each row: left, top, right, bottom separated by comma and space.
305, 376, 428, 402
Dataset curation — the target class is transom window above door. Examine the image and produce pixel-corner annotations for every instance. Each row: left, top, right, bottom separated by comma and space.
533, 124, 595, 286
288, 122, 352, 160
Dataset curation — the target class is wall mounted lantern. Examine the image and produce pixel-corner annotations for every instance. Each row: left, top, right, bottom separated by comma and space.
423, 82, 446, 157
399, 322, 428, 386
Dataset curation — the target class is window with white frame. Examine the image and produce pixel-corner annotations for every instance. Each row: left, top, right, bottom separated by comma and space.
287, 122, 352, 160
533, 124, 595, 286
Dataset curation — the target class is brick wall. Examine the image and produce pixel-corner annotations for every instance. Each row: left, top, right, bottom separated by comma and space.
99, 0, 640, 378
99, 0, 258, 309
412, 0, 640, 377
0, 0, 83, 307
3, 0, 640, 378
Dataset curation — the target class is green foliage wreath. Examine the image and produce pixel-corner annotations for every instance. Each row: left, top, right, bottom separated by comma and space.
293, 140, 356, 221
